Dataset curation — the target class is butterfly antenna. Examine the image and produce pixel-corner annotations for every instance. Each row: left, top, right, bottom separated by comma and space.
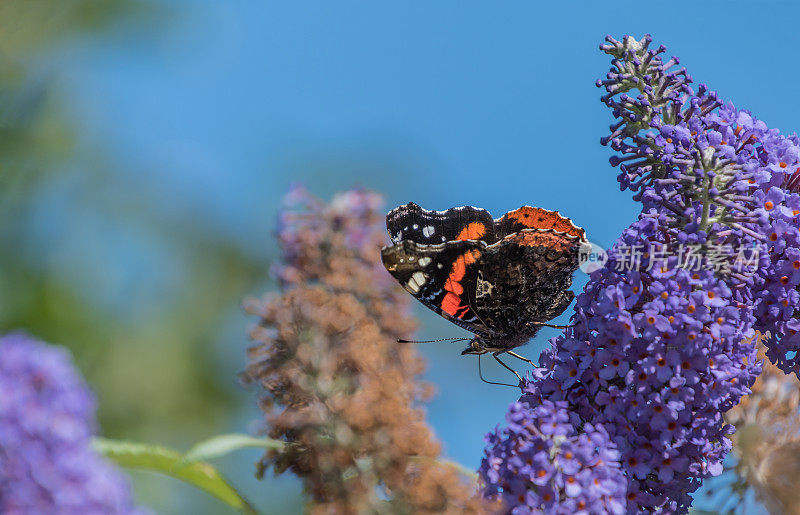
477, 354, 518, 388
397, 337, 470, 344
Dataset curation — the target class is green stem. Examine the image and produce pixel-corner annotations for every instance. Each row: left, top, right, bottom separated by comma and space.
698, 152, 714, 233
408, 455, 479, 482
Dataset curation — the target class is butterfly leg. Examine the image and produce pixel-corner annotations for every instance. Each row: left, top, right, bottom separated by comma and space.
492, 352, 523, 384
530, 321, 576, 330
477, 354, 518, 388
530, 292, 578, 330
506, 350, 536, 367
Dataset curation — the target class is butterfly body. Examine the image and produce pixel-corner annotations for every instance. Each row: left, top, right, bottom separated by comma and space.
380, 202, 587, 358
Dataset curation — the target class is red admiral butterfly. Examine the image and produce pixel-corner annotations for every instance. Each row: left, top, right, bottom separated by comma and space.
380, 202, 588, 383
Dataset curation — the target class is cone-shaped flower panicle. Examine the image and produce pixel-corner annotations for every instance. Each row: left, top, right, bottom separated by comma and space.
245, 186, 487, 513
481, 34, 800, 513
716, 333, 800, 514
599, 35, 800, 376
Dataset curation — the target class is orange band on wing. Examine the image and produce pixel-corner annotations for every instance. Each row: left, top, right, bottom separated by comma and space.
441, 292, 463, 317
450, 259, 466, 282
445, 278, 464, 295
463, 249, 481, 264
456, 222, 487, 241
506, 207, 584, 239
441, 249, 482, 318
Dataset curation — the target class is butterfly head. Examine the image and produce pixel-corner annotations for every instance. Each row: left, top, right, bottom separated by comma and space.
460, 337, 489, 355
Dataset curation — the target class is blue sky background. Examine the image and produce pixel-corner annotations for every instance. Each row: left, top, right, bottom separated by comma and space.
45, 1, 800, 511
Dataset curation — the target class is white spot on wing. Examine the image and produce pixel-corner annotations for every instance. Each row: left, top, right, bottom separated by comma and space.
405, 271, 427, 293
417, 257, 432, 267
422, 226, 435, 238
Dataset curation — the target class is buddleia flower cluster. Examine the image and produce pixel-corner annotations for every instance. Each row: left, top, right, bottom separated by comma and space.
0, 333, 142, 514
596, 35, 800, 374
245, 186, 488, 513
482, 400, 626, 514
481, 34, 800, 513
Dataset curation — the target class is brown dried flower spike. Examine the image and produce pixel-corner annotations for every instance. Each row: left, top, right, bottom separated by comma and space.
243, 187, 486, 514
712, 332, 800, 514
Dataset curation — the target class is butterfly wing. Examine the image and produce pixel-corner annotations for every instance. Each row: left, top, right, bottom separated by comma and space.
387, 202, 497, 245
381, 239, 492, 337
474, 229, 587, 338
383, 203, 588, 340
494, 206, 586, 240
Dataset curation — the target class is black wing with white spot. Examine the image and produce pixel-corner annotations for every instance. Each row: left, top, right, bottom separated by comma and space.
386, 202, 496, 245
380, 239, 492, 337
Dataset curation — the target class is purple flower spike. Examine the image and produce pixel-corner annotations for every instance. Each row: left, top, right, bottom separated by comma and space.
480, 399, 626, 514
0, 333, 143, 514
480, 34, 800, 514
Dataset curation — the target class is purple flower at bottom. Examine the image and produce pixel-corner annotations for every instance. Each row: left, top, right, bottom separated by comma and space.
0, 333, 143, 514
480, 399, 627, 514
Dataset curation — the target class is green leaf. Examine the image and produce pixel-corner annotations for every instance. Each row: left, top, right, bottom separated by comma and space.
182, 433, 286, 464
93, 437, 258, 515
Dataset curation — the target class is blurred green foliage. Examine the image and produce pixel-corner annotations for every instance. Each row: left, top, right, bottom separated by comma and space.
0, 0, 267, 454
0, 0, 132, 53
